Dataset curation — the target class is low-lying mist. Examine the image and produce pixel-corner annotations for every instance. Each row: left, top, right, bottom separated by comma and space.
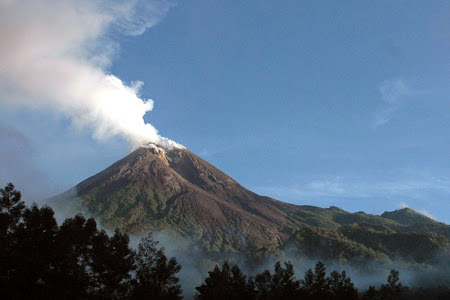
45, 188, 450, 298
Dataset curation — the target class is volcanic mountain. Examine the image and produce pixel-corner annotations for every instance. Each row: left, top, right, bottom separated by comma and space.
49, 145, 449, 260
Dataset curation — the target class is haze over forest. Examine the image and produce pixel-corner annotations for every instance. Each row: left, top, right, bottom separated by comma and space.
1, 0, 449, 224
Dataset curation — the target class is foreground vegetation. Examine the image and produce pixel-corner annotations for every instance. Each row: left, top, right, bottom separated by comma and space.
0, 183, 182, 299
1, 183, 449, 299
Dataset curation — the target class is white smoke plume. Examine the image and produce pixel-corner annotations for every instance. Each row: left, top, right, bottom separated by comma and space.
0, 0, 182, 149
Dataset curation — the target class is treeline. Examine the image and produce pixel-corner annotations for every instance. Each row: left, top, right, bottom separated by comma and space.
0, 183, 182, 299
197, 260, 418, 300
1, 183, 450, 299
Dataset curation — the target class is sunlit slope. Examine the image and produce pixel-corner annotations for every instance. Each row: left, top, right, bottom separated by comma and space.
49, 146, 450, 261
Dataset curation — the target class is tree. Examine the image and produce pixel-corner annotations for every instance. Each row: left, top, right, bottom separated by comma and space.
7, 204, 58, 298
230, 264, 254, 299
303, 268, 315, 294
380, 269, 407, 300
196, 261, 253, 300
0, 183, 24, 232
328, 270, 358, 300
91, 229, 135, 298
308, 261, 331, 300
51, 214, 99, 298
362, 285, 379, 300
254, 269, 272, 299
254, 261, 302, 299
0, 183, 25, 283
269, 261, 302, 298
132, 233, 182, 299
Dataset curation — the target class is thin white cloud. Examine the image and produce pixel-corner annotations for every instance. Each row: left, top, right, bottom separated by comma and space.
379, 78, 412, 104
418, 209, 435, 219
256, 174, 450, 200
254, 173, 449, 221
372, 78, 421, 129
397, 202, 435, 220
398, 202, 409, 209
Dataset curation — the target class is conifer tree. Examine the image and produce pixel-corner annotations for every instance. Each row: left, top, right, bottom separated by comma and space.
0, 183, 25, 284
380, 269, 407, 300
132, 233, 182, 299
270, 261, 302, 299
8, 205, 58, 298
310, 261, 331, 300
362, 285, 379, 300
328, 270, 358, 300
196, 261, 256, 300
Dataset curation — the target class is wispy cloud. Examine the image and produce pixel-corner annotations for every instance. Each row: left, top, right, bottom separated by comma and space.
379, 78, 412, 104
373, 78, 424, 129
418, 209, 435, 219
256, 174, 450, 200
397, 202, 435, 220
398, 202, 409, 209
253, 172, 450, 221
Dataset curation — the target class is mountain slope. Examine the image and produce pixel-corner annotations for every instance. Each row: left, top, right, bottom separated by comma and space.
51, 146, 302, 252
49, 146, 450, 258
284, 223, 448, 264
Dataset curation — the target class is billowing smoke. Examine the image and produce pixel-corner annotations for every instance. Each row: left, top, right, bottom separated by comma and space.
0, 0, 182, 149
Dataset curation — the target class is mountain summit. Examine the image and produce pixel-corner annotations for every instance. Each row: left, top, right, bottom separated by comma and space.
51, 146, 302, 252
49, 146, 449, 259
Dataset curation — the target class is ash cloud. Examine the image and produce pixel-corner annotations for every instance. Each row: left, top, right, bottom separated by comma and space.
0, 0, 181, 149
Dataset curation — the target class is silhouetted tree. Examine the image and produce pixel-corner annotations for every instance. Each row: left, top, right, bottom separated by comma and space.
52, 214, 98, 298
254, 269, 272, 299
270, 261, 302, 298
303, 268, 315, 294
253, 261, 303, 299
7, 204, 58, 298
363, 285, 379, 300
328, 270, 358, 299
380, 269, 407, 300
306, 261, 331, 300
230, 264, 254, 299
0, 183, 25, 286
132, 233, 182, 299
196, 261, 254, 300
91, 229, 135, 298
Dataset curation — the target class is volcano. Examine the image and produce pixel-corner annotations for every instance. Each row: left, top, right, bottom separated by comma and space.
51, 145, 304, 252
49, 145, 449, 259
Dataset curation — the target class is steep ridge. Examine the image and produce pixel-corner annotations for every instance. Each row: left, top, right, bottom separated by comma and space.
49, 146, 450, 258
51, 146, 299, 252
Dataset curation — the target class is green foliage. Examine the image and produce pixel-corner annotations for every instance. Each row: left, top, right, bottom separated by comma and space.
3, 183, 450, 298
196, 261, 253, 300
0, 183, 180, 299
198, 260, 360, 300
0, 183, 24, 233
9, 204, 58, 298
132, 233, 183, 299
379, 269, 407, 300
328, 270, 358, 299
285, 222, 448, 265
308, 261, 332, 299
254, 261, 302, 299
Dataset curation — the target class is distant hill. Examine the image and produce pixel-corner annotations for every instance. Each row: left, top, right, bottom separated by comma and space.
381, 207, 436, 225
284, 222, 448, 264
48, 145, 450, 264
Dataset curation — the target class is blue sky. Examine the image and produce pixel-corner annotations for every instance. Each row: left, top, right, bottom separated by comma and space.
1, 1, 449, 223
